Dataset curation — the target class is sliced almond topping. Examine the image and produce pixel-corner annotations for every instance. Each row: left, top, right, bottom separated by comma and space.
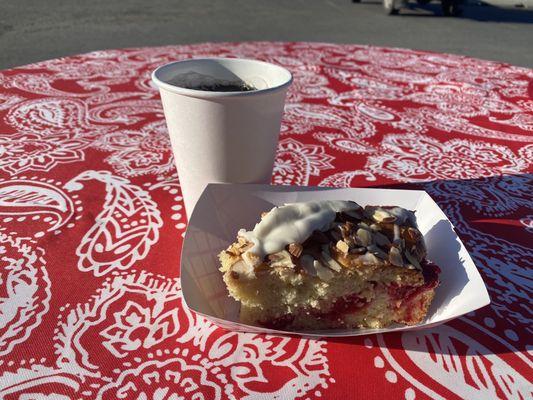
321, 251, 342, 272
356, 228, 372, 247
367, 244, 388, 260
393, 224, 401, 244
225, 245, 241, 257
236, 241, 253, 253
336, 240, 350, 254
389, 246, 404, 267
268, 250, 295, 269
314, 259, 334, 282
340, 222, 355, 239
410, 245, 424, 260
345, 234, 358, 248
405, 227, 421, 242
405, 250, 421, 270
370, 208, 396, 223
358, 252, 380, 265
288, 243, 303, 258
374, 231, 391, 247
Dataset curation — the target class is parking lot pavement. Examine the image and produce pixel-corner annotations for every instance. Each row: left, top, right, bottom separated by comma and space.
1, 0, 532, 69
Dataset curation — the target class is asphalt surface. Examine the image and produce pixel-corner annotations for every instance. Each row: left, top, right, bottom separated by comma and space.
0, 0, 532, 69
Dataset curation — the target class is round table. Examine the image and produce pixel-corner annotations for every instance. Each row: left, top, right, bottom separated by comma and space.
0, 42, 531, 399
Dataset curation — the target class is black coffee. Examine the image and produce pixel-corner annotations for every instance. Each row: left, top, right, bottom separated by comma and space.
188, 82, 256, 92
169, 71, 257, 92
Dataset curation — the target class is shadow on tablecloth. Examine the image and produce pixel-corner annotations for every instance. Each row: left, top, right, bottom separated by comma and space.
325, 172, 532, 356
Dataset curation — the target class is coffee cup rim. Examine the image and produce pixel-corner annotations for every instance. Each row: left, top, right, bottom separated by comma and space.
151, 57, 293, 98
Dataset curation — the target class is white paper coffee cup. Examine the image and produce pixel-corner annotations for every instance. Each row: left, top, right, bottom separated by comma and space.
152, 58, 293, 217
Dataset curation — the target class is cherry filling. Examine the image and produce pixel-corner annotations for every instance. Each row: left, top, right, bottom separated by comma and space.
328, 292, 370, 317
259, 262, 440, 330
387, 262, 440, 306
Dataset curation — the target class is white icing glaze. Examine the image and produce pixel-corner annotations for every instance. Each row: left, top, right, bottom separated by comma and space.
239, 200, 360, 261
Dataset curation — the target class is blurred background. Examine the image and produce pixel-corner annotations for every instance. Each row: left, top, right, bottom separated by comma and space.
1, 0, 532, 69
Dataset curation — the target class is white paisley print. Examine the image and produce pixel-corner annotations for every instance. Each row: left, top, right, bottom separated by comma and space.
367, 133, 528, 181
0, 42, 531, 399
0, 133, 87, 175
0, 234, 50, 357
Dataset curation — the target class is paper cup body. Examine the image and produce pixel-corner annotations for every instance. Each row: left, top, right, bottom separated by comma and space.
152, 58, 292, 216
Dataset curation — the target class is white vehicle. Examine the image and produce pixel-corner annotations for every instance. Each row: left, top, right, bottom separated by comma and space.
353, 0, 463, 16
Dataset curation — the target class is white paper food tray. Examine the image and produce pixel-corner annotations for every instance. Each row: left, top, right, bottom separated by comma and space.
180, 184, 490, 337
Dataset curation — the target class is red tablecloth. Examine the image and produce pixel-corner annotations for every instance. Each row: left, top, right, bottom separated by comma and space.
0, 42, 531, 399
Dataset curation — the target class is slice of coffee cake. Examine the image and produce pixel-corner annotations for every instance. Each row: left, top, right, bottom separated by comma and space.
218, 200, 439, 330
